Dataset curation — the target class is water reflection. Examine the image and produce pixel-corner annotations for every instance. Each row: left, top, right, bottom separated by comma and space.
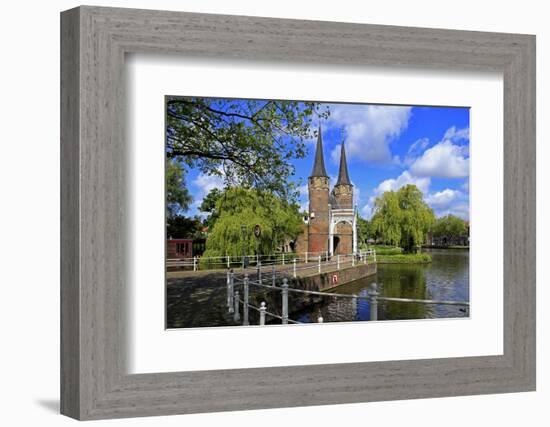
295, 249, 469, 323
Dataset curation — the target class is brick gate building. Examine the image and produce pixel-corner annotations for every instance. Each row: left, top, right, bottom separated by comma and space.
301, 127, 358, 257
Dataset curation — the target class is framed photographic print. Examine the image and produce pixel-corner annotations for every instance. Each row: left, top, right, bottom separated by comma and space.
61, 5, 536, 420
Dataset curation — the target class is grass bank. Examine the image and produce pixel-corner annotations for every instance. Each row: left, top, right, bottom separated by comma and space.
365, 245, 403, 255
376, 253, 432, 264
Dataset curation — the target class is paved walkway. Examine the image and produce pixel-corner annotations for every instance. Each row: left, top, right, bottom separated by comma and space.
167, 256, 367, 280
166, 257, 372, 328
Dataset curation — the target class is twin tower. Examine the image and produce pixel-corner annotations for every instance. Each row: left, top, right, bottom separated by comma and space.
306, 127, 358, 257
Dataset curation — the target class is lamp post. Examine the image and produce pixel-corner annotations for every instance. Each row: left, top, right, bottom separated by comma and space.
241, 224, 246, 269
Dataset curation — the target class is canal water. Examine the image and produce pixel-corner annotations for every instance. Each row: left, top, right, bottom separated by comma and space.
293, 248, 470, 323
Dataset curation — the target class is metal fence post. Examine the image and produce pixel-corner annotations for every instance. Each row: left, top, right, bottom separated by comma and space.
233, 290, 240, 322
227, 255, 230, 268
272, 263, 276, 286
257, 260, 262, 284
305, 252, 308, 263
293, 258, 297, 278
337, 254, 340, 270
193, 256, 197, 271
318, 255, 321, 274
259, 302, 266, 326
373, 250, 377, 263
368, 282, 379, 321
228, 270, 234, 314
243, 274, 249, 326
282, 253, 285, 266
281, 278, 289, 325
226, 270, 231, 309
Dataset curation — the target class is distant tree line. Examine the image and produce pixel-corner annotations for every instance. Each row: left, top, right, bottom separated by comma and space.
356, 185, 468, 252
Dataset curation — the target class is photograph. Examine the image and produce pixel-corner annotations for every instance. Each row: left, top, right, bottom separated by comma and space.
165, 97, 471, 328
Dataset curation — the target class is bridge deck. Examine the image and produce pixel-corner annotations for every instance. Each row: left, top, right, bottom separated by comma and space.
167, 258, 366, 280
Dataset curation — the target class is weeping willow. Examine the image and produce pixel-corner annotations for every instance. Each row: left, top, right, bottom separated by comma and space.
201, 187, 303, 264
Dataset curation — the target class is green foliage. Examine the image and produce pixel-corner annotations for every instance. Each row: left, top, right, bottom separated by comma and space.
166, 97, 330, 200
200, 188, 304, 264
371, 191, 402, 247
367, 245, 403, 255
166, 159, 192, 218
199, 188, 223, 229
356, 216, 372, 246
166, 215, 204, 239
376, 253, 432, 264
371, 185, 435, 252
432, 215, 467, 240
398, 185, 436, 252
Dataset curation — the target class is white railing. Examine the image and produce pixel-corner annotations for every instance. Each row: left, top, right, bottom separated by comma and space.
227, 271, 469, 326
167, 249, 376, 272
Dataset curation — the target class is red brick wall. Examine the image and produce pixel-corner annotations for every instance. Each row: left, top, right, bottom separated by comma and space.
294, 223, 308, 256
291, 262, 377, 292
166, 239, 193, 258
334, 222, 353, 255
308, 176, 330, 255
332, 184, 353, 208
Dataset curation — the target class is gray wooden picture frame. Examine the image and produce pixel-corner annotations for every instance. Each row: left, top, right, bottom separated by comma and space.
60, 5, 536, 420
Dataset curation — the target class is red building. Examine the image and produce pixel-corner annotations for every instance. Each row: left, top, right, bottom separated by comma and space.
298, 127, 357, 257
166, 238, 193, 259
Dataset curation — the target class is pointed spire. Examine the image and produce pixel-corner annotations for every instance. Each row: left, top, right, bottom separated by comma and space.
336, 140, 352, 186
310, 125, 328, 178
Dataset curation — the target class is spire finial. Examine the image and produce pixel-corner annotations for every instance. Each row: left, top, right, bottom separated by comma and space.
310, 124, 328, 178
336, 138, 352, 186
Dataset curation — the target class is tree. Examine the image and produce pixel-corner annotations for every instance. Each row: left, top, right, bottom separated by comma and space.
201, 188, 303, 259
432, 215, 467, 244
370, 185, 435, 252
397, 185, 435, 252
166, 215, 204, 239
166, 159, 192, 219
166, 97, 329, 199
356, 216, 372, 247
371, 190, 402, 247
199, 188, 223, 229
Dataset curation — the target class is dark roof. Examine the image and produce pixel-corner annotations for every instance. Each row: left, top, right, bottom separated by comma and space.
336, 140, 352, 186
310, 126, 328, 178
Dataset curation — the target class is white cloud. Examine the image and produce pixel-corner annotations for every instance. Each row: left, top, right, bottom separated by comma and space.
425, 189, 461, 210
326, 104, 412, 165
444, 126, 470, 142
407, 126, 470, 178
409, 139, 469, 178
193, 172, 224, 197
424, 188, 470, 220
352, 182, 361, 207
361, 201, 374, 219
435, 203, 470, 220
297, 183, 309, 197
407, 137, 430, 155
190, 172, 224, 217
375, 170, 431, 195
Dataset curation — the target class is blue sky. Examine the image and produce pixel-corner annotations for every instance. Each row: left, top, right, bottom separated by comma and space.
182, 102, 470, 221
